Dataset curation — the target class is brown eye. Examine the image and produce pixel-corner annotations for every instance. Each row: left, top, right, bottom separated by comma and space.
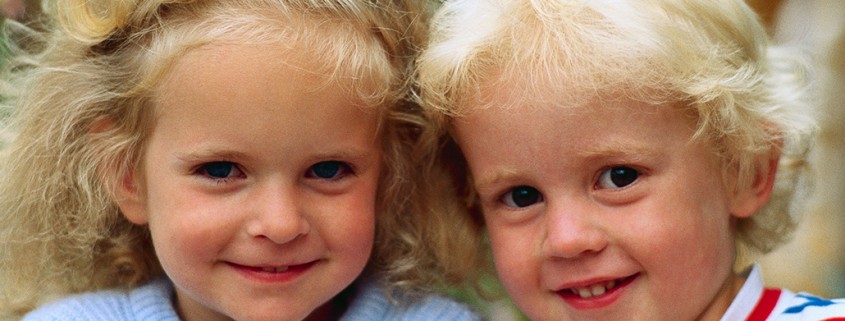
597, 166, 638, 189
501, 185, 543, 208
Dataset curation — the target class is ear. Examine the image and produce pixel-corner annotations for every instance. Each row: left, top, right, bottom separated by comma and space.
92, 118, 149, 225
111, 167, 149, 225
729, 144, 781, 218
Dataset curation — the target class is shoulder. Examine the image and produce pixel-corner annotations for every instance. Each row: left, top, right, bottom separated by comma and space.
21, 289, 135, 321
770, 289, 845, 321
384, 294, 480, 321
342, 279, 481, 321
21, 278, 179, 321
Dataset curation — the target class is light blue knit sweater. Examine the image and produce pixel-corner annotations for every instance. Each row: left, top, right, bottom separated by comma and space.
22, 278, 480, 321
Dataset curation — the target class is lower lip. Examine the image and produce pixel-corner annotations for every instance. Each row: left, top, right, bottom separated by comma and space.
556, 274, 638, 310
228, 261, 317, 283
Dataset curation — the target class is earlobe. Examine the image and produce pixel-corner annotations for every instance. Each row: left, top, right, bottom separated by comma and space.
91, 119, 149, 225
729, 146, 780, 218
112, 168, 148, 225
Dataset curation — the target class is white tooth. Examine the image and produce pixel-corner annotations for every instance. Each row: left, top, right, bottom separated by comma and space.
590, 285, 606, 296
276, 266, 289, 272
578, 288, 592, 298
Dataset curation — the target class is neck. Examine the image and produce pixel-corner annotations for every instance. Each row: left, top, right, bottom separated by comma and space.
696, 271, 747, 321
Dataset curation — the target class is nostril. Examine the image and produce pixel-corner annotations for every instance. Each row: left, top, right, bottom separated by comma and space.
245, 216, 310, 244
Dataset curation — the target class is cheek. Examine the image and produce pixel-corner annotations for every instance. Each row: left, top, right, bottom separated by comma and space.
147, 217, 213, 287
143, 187, 234, 274
487, 221, 536, 286
326, 204, 375, 286
627, 198, 735, 289
332, 190, 376, 245
486, 221, 553, 319
325, 181, 378, 260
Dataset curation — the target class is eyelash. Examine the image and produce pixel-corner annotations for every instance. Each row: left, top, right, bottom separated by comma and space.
305, 160, 355, 181
595, 165, 641, 190
195, 161, 355, 181
195, 161, 245, 184
499, 185, 544, 208
496, 166, 641, 201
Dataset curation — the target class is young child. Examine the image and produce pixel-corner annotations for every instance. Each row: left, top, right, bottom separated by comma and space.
0, 0, 482, 320
416, 0, 845, 320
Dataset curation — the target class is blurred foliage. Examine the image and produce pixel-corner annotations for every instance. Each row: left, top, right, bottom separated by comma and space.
441, 251, 529, 321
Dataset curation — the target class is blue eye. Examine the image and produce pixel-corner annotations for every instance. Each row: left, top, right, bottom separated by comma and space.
597, 166, 639, 189
198, 162, 243, 180
307, 161, 351, 180
501, 185, 543, 208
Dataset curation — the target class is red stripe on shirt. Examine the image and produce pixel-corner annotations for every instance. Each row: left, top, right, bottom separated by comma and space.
746, 288, 782, 321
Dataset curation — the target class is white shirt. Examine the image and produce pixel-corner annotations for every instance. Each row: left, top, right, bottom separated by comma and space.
721, 264, 845, 321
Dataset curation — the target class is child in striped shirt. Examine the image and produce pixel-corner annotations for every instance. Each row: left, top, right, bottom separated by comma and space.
416, 0, 845, 320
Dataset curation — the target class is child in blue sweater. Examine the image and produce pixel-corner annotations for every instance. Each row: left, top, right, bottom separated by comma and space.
0, 0, 481, 320
416, 0, 845, 320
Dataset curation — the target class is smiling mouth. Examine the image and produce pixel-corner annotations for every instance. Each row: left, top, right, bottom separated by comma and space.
561, 274, 638, 299
232, 261, 316, 274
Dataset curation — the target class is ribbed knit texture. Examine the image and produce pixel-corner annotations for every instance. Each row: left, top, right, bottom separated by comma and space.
22, 278, 479, 321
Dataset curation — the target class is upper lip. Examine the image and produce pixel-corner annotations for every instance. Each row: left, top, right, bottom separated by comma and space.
227, 259, 318, 270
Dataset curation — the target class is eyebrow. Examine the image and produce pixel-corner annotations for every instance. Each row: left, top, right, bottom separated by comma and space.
474, 168, 524, 194
577, 143, 661, 162
308, 149, 377, 164
175, 147, 378, 168
175, 148, 254, 164
472, 143, 661, 192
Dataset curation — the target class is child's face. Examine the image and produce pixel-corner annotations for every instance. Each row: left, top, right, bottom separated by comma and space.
119, 42, 381, 321
451, 91, 749, 320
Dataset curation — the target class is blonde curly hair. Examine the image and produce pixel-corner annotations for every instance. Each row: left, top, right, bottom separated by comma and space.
416, 0, 816, 262
0, 0, 482, 318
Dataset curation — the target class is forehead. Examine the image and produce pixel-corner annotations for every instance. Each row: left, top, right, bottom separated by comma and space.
158, 40, 322, 97
456, 63, 659, 117
156, 39, 375, 118
141, 10, 388, 107
150, 40, 381, 147
453, 93, 693, 141
152, 37, 381, 119
451, 86, 702, 159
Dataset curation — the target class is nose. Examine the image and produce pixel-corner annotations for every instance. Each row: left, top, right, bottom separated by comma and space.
245, 183, 310, 244
542, 200, 608, 259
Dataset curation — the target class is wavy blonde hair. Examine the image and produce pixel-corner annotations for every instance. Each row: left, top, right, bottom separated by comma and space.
416, 0, 816, 262
0, 0, 482, 318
